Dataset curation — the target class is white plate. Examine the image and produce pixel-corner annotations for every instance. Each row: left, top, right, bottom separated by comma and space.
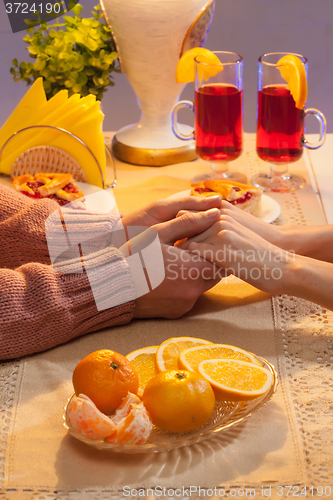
168, 190, 281, 223
74, 182, 116, 214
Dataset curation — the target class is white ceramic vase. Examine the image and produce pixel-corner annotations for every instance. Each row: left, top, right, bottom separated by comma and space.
100, 0, 215, 165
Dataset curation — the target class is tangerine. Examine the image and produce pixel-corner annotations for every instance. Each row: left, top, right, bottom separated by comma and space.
142, 370, 215, 432
67, 394, 117, 440
106, 393, 153, 445
72, 349, 139, 415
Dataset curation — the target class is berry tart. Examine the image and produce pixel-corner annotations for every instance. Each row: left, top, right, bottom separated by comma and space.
191, 179, 263, 216
11, 172, 85, 207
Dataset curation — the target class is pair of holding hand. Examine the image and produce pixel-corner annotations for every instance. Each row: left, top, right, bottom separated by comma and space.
122, 196, 333, 315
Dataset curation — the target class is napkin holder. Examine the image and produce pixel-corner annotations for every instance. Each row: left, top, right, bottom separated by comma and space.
0, 125, 117, 189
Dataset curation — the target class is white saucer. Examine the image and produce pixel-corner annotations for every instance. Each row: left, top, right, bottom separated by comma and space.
76, 182, 116, 214
168, 190, 281, 223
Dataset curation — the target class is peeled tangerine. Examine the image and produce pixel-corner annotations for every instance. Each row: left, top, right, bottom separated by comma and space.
106, 392, 153, 445
67, 394, 117, 440
67, 393, 153, 445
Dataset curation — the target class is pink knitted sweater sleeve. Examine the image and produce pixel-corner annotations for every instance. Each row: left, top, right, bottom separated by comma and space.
0, 184, 136, 360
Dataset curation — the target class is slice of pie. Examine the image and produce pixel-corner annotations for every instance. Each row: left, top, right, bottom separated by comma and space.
191, 179, 263, 216
11, 172, 85, 207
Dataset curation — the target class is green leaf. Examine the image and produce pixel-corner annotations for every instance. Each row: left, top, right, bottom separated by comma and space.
72, 4, 83, 16
73, 32, 85, 44
72, 83, 81, 93
65, 79, 74, 88
85, 38, 98, 51
40, 68, 51, 78
43, 79, 52, 91
63, 15, 76, 25
77, 72, 88, 85
63, 62, 72, 71
63, 33, 76, 45
33, 59, 46, 71
45, 47, 55, 56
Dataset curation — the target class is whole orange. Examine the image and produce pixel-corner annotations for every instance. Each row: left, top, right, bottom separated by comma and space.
142, 370, 215, 432
72, 349, 139, 415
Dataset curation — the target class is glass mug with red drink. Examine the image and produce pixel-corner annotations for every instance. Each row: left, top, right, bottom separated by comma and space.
172, 51, 246, 183
252, 52, 326, 192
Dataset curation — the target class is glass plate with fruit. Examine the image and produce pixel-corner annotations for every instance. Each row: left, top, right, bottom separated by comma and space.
63, 345, 278, 454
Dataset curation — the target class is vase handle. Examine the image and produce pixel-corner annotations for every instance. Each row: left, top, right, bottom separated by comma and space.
171, 100, 195, 141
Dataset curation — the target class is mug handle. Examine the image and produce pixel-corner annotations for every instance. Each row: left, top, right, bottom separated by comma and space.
171, 100, 195, 141
303, 108, 327, 150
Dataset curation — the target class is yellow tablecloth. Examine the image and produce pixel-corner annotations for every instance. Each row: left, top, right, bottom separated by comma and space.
1, 134, 332, 499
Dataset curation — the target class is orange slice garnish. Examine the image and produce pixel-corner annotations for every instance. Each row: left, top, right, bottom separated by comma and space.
176, 48, 223, 83
277, 54, 307, 109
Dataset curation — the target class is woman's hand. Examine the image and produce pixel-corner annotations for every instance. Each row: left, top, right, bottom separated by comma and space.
178, 200, 288, 249
178, 214, 296, 295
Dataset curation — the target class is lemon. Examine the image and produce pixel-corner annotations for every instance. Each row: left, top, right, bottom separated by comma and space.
277, 54, 307, 109
176, 47, 223, 83
198, 359, 274, 401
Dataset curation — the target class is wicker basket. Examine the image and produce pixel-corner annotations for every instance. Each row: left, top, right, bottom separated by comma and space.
11, 146, 88, 183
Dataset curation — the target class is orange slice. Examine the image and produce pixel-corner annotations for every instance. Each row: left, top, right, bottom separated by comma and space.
198, 359, 273, 401
176, 48, 223, 83
179, 344, 261, 372
156, 337, 212, 372
126, 346, 159, 398
277, 54, 307, 109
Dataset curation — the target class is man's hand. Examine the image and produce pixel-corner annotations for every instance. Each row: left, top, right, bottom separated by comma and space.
133, 208, 223, 319
121, 195, 222, 228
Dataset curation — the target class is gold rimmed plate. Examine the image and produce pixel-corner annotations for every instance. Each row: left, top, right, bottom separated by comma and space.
63, 355, 278, 454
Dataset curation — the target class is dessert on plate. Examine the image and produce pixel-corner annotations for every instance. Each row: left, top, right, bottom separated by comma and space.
11, 172, 84, 207
191, 179, 263, 216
